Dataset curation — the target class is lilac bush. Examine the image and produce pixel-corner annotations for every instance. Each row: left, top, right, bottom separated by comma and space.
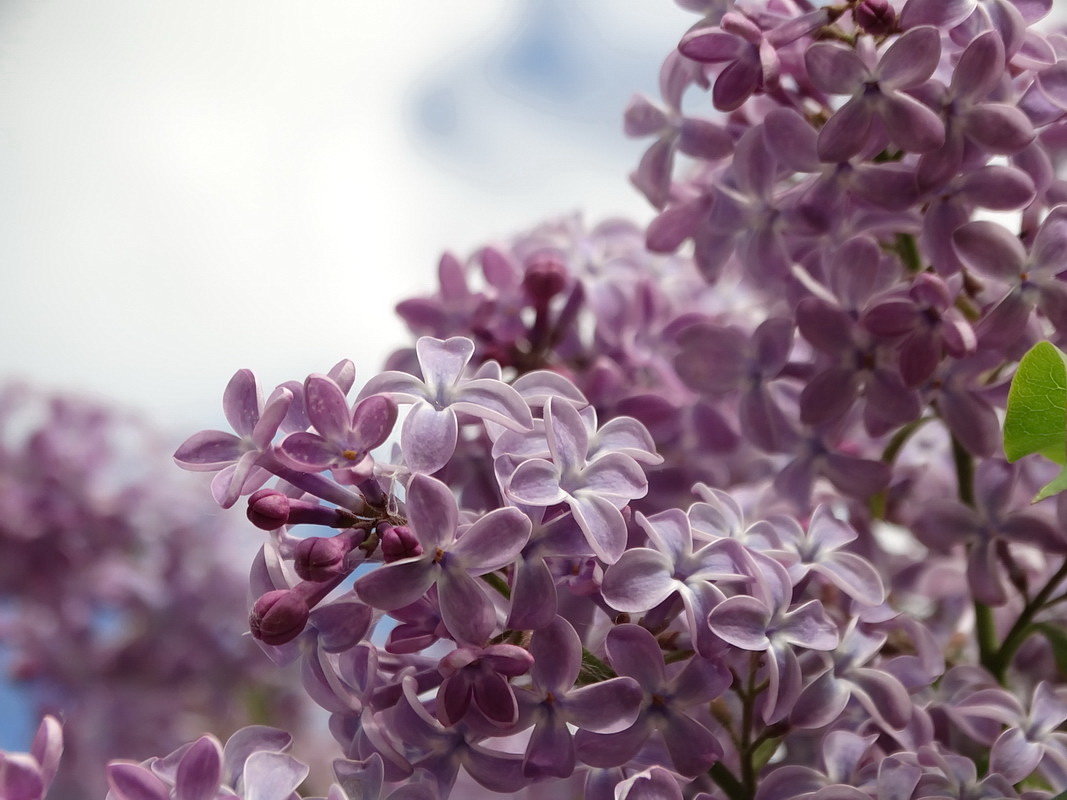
12, 0, 1067, 797
0, 385, 305, 798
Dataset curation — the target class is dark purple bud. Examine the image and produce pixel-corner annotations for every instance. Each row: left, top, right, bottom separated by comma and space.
247, 489, 290, 530
380, 524, 424, 562
854, 0, 895, 34
250, 589, 310, 645
522, 252, 568, 308
247, 489, 359, 530
294, 534, 357, 582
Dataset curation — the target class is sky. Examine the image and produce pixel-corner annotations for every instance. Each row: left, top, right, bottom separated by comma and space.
0, 0, 689, 438
0, 0, 690, 749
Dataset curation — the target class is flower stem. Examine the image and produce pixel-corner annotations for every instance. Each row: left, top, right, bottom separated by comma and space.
950, 436, 998, 674
989, 558, 1067, 680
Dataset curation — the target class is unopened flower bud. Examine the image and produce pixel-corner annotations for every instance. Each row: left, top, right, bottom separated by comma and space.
854, 0, 895, 34
247, 489, 290, 530
523, 252, 568, 308
250, 589, 310, 645
380, 524, 423, 562
294, 534, 353, 582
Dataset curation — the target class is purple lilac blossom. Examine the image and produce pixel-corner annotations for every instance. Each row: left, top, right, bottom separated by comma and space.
161, 0, 1067, 797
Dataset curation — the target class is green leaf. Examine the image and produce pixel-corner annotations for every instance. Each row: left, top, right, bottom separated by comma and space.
1036, 465, 1067, 503
1004, 341, 1067, 464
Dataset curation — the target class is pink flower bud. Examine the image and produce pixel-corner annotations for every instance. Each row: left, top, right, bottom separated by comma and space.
293, 535, 351, 582
854, 0, 895, 34
522, 252, 568, 308
249, 589, 310, 645
246, 489, 290, 530
380, 524, 423, 562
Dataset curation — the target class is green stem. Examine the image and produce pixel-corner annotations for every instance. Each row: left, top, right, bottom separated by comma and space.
870, 416, 933, 518
576, 648, 617, 685
990, 559, 1067, 680
951, 436, 999, 674
708, 763, 747, 800
480, 571, 511, 599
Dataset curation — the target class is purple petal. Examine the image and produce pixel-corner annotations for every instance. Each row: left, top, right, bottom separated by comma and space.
461, 745, 526, 794
415, 336, 474, 390
623, 94, 668, 137
583, 453, 648, 503
523, 716, 575, 779
941, 387, 1000, 457
224, 369, 261, 438
678, 118, 733, 161
574, 718, 653, 769
952, 221, 1026, 279
356, 560, 438, 611
350, 395, 398, 450
880, 92, 945, 154
507, 555, 558, 631
507, 458, 565, 506
305, 374, 351, 443
957, 165, 1035, 210
569, 492, 628, 564
805, 42, 868, 94
733, 126, 777, 200
108, 763, 169, 800
175, 736, 223, 800
30, 717, 61, 792
801, 368, 860, 427
1039, 61, 1067, 108
661, 712, 724, 776
451, 507, 532, 573
530, 616, 582, 693
713, 53, 762, 112
278, 432, 337, 470
453, 378, 533, 431
818, 97, 875, 162
606, 623, 666, 689
850, 667, 913, 730
174, 430, 244, 471
243, 752, 310, 800
989, 727, 1043, 783
541, 396, 589, 475
707, 595, 771, 650
565, 677, 644, 733
593, 417, 663, 465
790, 670, 851, 728
401, 403, 458, 474
615, 767, 683, 800
763, 108, 820, 173
1030, 205, 1067, 275
812, 552, 885, 606
778, 601, 839, 650
899, 0, 973, 28
221, 727, 293, 787
820, 454, 890, 499
951, 30, 1005, 100
438, 567, 498, 644
602, 548, 676, 613
406, 474, 459, 549
356, 370, 427, 404
877, 27, 942, 90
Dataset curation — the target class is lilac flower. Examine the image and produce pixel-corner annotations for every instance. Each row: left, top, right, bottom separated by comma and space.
0, 716, 62, 800
625, 51, 733, 208
989, 682, 1067, 784
914, 460, 1066, 605
357, 336, 532, 474
756, 730, 875, 800
678, 12, 781, 112
707, 553, 839, 722
575, 624, 730, 776
674, 317, 795, 452
767, 506, 886, 606
805, 27, 945, 162
106, 726, 307, 800
435, 644, 533, 728
915, 31, 1036, 189
613, 767, 683, 800
381, 677, 526, 795
505, 396, 648, 563
517, 617, 643, 779
953, 205, 1067, 351
602, 508, 750, 654
279, 374, 397, 476
790, 620, 913, 731
173, 369, 292, 507
355, 473, 531, 644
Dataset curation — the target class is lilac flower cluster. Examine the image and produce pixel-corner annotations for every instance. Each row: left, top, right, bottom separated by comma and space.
20, 0, 1067, 797
0, 385, 304, 798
